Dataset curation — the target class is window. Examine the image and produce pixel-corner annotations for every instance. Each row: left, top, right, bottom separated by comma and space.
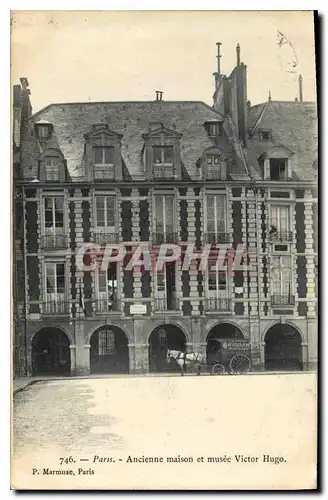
95, 196, 115, 227
154, 195, 174, 241
206, 269, 229, 311
45, 157, 60, 181
44, 262, 66, 311
207, 155, 220, 166
270, 205, 290, 241
153, 146, 173, 165
206, 195, 226, 241
206, 122, 223, 137
37, 125, 50, 138
270, 158, 288, 180
271, 256, 293, 303
96, 264, 118, 312
259, 131, 272, 141
98, 329, 115, 356
44, 197, 64, 234
94, 146, 115, 179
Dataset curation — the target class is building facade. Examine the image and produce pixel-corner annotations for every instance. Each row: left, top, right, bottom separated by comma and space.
13, 44, 318, 377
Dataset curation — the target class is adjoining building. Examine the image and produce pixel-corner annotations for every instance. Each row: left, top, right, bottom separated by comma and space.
13, 44, 318, 376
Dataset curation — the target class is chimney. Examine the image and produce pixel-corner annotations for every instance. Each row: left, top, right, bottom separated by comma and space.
268, 90, 272, 102
216, 42, 222, 75
213, 42, 223, 91
298, 74, 303, 102
236, 43, 241, 66
155, 91, 163, 101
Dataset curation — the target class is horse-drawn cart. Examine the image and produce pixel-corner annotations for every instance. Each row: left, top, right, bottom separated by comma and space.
166, 338, 252, 375
207, 338, 251, 375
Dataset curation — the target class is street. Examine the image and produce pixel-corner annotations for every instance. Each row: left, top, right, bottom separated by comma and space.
12, 373, 317, 490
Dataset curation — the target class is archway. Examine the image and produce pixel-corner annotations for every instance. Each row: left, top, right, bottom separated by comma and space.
264, 324, 302, 371
32, 327, 71, 375
149, 324, 187, 373
90, 326, 129, 374
206, 323, 244, 366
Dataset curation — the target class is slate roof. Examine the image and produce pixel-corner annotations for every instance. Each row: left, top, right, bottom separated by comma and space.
21, 101, 246, 181
246, 101, 318, 180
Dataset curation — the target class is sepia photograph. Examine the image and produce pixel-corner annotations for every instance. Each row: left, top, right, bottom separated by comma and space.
10, 9, 318, 490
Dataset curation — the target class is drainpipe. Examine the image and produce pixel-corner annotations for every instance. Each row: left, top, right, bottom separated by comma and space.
255, 184, 262, 368
22, 184, 28, 376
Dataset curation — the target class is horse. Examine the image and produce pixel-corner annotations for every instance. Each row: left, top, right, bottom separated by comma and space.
166, 350, 204, 376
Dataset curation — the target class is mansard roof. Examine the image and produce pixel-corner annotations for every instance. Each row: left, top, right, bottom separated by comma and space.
21, 100, 245, 181
247, 100, 318, 180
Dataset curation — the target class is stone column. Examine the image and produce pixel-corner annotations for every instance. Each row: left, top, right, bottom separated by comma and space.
301, 342, 309, 371
132, 343, 149, 373
69, 345, 76, 374
26, 345, 33, 377
83, 344, 91, 374
128, 343, 136, 373
260, 341, 266, 367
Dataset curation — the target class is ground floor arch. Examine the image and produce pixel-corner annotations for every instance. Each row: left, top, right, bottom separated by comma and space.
90, 325, 129, 374
206, 322, 244, 366
32, 327, 71, 375
264, 323, 302, 371
148, 324, 187, 373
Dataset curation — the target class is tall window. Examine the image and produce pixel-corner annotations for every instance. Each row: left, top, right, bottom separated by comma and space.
95, 196, 115, 227
153, 146, 174, 178
37, 125, 50, 138
206, 195, 226, 243
44, 197, 64, 234
271, 256, 293, 303
96, 264, 118, 312
270, 158, 287, 180
45, 157, 60, 181
206, 155, 221, 180
154, 195, 174, 242
270, 205, 290, 241
94, 146, 115, 179
98, 329, 115, 356
44, 262, 66, 313
206, 269, 228, 310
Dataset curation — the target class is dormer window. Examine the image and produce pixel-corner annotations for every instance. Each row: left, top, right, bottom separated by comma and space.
35, 120, 52, 139
205, 122, 223, 138
259, 130, 272, 141
200, 147, 226, 180
94, 146, 115, 180
207, 155, 220, 166
270, 158, 287, 180
45, 156, 60, 181
153, 146, 174, 179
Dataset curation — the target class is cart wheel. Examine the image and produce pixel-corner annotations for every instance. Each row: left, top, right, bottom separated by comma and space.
229, 354, 251, 374
212, 363, 225, 375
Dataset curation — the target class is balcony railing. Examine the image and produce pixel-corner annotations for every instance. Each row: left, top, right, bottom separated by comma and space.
154, 298, 180, 312
94, 165, 115, 180
152, 232, 178, 245
41, 234, 68, 250
204, 232, 230, 244
94, 298, 121, 314
271, 295, 295, 306
42, 301, 70, 315
203, 297, 232, 312
269, 230, 293, 242
90, 232, 119, 245
153, 165, 175, 179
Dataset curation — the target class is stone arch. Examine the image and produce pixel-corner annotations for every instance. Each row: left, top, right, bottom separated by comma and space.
263, 322, 303, 371
31, 326, 71, 376
146, 320, 190, 345
85, 322, 132, 346
148, 323, 188, 373
261, 321, 305, 344
205, 322, 245, 367
89, 325, 129, 374
30, 324, 74, 347
204, 320, 246, 343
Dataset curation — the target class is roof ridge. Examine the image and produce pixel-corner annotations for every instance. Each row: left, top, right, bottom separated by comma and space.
29, 100, 223, 120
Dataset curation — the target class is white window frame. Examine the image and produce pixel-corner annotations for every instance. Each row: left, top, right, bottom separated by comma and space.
154, 262, 178, 310
95, 264, 120, 305
94, 146, 114, 166
153, 146, 174, 166
269, 203, 292, 242
38, 125, 50, 138
94, 195, 116, 231
205, 194, 227, 235
45, 156, 60, 181
153, 193, 175, 238
43, 195, 65, 235
270, 255, 293, 298
44, 261, 67, 303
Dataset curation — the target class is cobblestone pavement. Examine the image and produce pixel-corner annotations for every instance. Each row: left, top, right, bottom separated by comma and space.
12, 374, 317, 490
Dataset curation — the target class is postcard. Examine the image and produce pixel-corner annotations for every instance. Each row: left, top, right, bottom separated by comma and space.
11, 10, 318, 490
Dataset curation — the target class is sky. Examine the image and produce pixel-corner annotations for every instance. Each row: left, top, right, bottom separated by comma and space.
11, 11, 317, 113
